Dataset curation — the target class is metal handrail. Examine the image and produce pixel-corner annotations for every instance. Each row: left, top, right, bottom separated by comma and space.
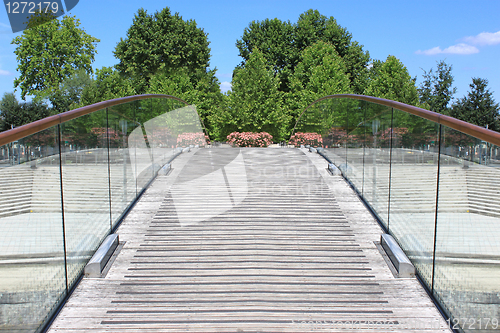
0, 94, 188, 146
293, 94, 500, 147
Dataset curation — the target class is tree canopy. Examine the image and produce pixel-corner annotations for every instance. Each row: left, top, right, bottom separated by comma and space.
364, 55, 419, 106
217, 49, 289, 141
236, 9, 369, 94
79, 66, 136, 107
0, 92, 50, 131
450, 78, 499, 131
288, 41, 352, 118
114, 7, 211, 93
418, 60, 456, 114
12, 15, 99, 100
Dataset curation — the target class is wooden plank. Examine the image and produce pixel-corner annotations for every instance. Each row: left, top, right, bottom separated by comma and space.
47, 148, 451, 333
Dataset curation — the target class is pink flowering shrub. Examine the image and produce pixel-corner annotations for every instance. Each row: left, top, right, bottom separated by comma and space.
226, 132, 273, 147
289, 132, 323, 147
177, 132, 208, 147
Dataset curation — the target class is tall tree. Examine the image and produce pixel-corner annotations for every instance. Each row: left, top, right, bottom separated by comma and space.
0, 93, 19, 131
418, 60, 456, 114
288, 41, 352, 119
236, 18, 295, 91
219, 49, 289, 141
0, 93, 49, 132
114, 7, 211, 93
49, 69, 94, 114
236, 9, 370, 94
12, 15, 99, 99
79, 67, 136, 107
364, 56, 419, 106
294, 9, 369, 94
450, 78, 500, 131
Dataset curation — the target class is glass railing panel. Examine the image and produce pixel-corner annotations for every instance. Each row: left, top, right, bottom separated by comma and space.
167, 104, 208, 149
345, 100, 366, 193
388, 109, 440, 286
108, 103, 140, 226
434, 126, 500, 332
59, 109, 111, 286
0, 126, 67, 332
293, 99, 348, 166
133, 99, 155, 193
361, 103, 392, 226
147, 98, 176, 166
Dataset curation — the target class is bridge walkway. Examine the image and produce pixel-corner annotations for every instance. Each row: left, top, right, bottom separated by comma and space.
48, 147, 450, 332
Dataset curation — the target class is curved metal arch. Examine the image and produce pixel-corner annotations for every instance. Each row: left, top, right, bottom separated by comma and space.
0, 94, 189, 146
292, 94, 500, 147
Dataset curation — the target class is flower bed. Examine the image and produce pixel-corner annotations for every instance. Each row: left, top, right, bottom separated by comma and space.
226, 132, 273, 147
289, 132, 323, 147
177, 132, 209, 147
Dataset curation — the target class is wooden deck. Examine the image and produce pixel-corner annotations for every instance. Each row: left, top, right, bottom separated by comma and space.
48, 148, 450, 332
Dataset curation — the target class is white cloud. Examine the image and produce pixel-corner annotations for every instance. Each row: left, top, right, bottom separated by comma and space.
220, 81, 232, 93
0, 69, 13, 76
463, 30, 500, 46
416, 43, 479, 55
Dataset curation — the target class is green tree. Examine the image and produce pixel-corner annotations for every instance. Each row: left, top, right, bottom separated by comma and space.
219, 49, 289, 141
79, 67, 136, 107
365, 55, 419, 106
236, 9, 370, 94
114, 7, 211, 93
0, 93, 19, 131
288, 41, 352, 121
147, 67, 225, 139
236, 18, 295, 91
418, 60, 456, 114
294, 9, 369, 94
450, 78, 500, 131
49, 69, 94, 114
12, 15, 99, 99
0, 93, 49, 131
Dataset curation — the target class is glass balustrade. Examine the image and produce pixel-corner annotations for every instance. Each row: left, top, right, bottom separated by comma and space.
0, 96, 206, 333
292, 95, 500, 333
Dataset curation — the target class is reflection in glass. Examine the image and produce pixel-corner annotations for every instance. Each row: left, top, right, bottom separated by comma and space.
0, 126, 66, 332
290, 96, 500, 332
434, 126, 500, 331
362, 104, 392, 226
108, 105, 138, 227
0, 94, 204, 332
388, 109, 439, 286
60, 109, 111, 287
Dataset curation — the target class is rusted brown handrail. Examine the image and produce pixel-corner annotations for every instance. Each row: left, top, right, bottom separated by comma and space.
0, 94, 188, 147
294, 94, 500, 147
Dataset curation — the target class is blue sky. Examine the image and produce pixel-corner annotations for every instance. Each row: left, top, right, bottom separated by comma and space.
1, 0, 499, 104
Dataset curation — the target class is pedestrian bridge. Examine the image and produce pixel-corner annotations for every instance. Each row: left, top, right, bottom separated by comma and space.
0, 95, 499, 332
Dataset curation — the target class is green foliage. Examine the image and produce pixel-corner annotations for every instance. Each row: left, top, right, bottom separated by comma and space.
288, 41, 352, 119
418, 60, 456, 114
146, 67, 225, 139
0, 92, 49, 131
114, 7, 211, 93
49, 69, 94, 114
219, 49, 289, 141
364, 56, 419, 106
79, 67, 136, 107
450, 78, 500, 131
295, 9, 369, 94
236, 18, 295, 91
12, 15, 99, 99
236, 9, 370, 94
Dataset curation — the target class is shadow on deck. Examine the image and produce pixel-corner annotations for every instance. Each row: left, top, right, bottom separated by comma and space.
48, 147, 450, 332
